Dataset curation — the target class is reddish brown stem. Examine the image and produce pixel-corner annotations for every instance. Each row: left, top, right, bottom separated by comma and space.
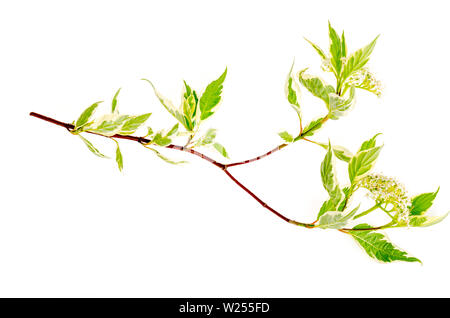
222, 169, 313, 227
224, 144, 288, 168
224, 115, 330, 168
30, 112, 314, 228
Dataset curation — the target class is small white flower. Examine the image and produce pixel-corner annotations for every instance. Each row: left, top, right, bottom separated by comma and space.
358, 173, 411, 225
321, 58, 333, 73
347, 68, 383, 97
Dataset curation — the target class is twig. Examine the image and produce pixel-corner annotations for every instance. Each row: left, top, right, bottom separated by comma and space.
224, 144, 288, 168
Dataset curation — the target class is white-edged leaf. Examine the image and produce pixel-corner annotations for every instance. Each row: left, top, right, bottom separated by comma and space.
317, 142, 353, 162
78, 134, 109, 158
111, 88, 121, 113
329, 86, 356, 119
285, 61, 302, 121
199, 128, 217, 146
88, 114, 129, 136
120, 113, 152, 135
409, 188, 440, 215
342, 35, 380, 81
341, 31, 347, 58
114, 140, 123, 171
359, 133, 382, 151
304, 37, 327, 60
75, 101, 102, 129
142, 78, 187, 129
181, 81, 199, 131
213, 142, 229, 158
328, 22, 343, 75
299, 117, 325, 138
318, 205, 359, 229
298, 69, 335, 106
348, 146, 383, 182
152, 131, 172, 147
350, 223, 421, 263
409, 212, 449, 227
318, 198, 337, 218
146, 147, 187, 165
321, 142, 336, 194
278, 131, 294, 143
319, 144, 346, 219
167, 123, 179, 137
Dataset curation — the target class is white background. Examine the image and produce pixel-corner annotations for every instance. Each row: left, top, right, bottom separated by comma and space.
1, 0, 449, 297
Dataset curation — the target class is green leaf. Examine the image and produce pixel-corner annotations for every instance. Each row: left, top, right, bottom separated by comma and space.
213, 142, 229, 158
409, 212, 449, 227
329, 86, 355, 119
75, 101, 102, 129
167, 123, 179, 136
147, 147, 187, 165
278, 131, 294, 143
409, 188, 440, 215
318, 198, 337, 218
152, 131, 172, 147
317, 143, 345, 218
115, 141, 123, 171
199, 68, 227, 121
317, 142, 353, 162
111, 88, 121, 113
89, 114, 129, 136
182, 81, 199, 131
341, 35, 380, 81
120, 113, 152, 135
349, 224, 421, 263
285, 62, 302, 126
199, 128, 217, 145
341, 31, 347, 58
328, 22, 342, 75
304, 37, 327, 59
78, 135, 109, 158
318, 205, 359, 229
142, 78, 188, 129
298, 69, 335, 106
348, 146, 383, 182
285, 61, 301, 104
359, 133, 382, 151
332, 147, 353, 162
286, 75, 301, 107
300, 117, 325, 138
145, 126, 154, 137
338, 187, 351, 211
321, 143, 335, 194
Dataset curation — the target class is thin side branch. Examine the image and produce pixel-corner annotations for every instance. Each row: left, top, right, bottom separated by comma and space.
224, 144, 288, 168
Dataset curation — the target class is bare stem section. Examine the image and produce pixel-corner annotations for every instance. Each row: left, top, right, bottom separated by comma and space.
224, 144, 288, 168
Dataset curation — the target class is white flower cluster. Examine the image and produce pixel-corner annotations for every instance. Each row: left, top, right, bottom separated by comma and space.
321, 58, 333, 73
347, 68, 383, 97
358, 174, 411, 224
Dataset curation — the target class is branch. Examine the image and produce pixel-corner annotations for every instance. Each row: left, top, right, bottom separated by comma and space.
224, 144, 288, 168
30, 112, 314, 228
224, 115, 330, 168
29, 112, 224, 168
